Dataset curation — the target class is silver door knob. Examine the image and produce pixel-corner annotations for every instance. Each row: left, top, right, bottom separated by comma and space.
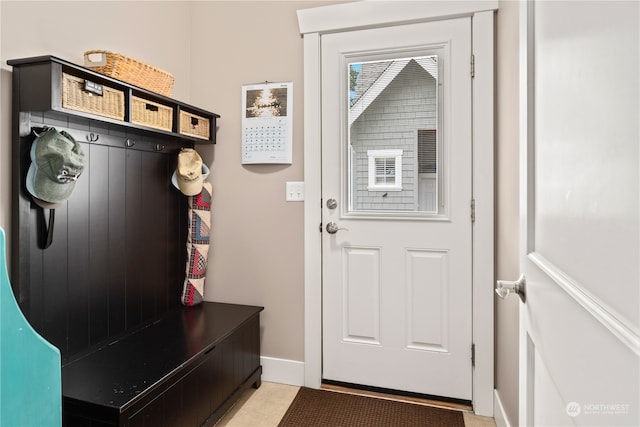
326, 198, 338, 209
496, 274, 526, 303
325, 222, 347, 234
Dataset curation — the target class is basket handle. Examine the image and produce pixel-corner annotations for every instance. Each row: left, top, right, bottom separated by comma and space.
84, 50, 108, 67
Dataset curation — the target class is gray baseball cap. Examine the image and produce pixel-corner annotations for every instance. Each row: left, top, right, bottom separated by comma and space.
26, 127, 85, 205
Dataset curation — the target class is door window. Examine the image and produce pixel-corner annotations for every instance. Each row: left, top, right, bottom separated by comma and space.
348, 55, 443, 214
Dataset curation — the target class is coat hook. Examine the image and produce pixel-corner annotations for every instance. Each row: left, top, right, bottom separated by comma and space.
155, 144, 165, 152
87, 133, 99, 142
125, 139, 135, 148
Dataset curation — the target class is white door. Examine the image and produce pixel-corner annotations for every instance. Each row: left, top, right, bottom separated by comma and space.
515, 1, 639, 425
321, 18, 473, 400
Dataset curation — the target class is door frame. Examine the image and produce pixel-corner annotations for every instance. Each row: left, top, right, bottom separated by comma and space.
298, 1, 498, 417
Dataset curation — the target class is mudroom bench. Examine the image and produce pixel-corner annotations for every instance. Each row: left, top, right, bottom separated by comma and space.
63, 302, 263, 427
8, 56, 262, 426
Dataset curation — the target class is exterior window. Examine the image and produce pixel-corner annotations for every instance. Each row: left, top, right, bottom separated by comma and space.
367, 149, 403, 191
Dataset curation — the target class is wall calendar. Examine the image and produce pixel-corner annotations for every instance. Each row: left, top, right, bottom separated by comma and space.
241, 81, 293, 164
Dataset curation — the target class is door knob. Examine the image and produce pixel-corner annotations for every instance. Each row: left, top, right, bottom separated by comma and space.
496, 274, 526, 303
326, 222, 347, 234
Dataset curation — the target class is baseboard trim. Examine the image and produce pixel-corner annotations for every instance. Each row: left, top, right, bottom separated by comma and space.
493, 389, 512, 427
260, 356, 305, 387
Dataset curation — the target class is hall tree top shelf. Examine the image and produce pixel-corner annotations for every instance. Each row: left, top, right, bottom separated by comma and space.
7, 55, 219, 145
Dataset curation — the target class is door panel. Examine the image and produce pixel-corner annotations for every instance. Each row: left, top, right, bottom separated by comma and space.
518, 1, 639, 425
343, 246, 381, 344
406, 249, 449, 351
322, 18, 473, 400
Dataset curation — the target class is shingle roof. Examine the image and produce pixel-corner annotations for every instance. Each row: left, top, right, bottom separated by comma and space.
350, 57, 438, 126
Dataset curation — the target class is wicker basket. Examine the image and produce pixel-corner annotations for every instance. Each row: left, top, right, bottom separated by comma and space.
132, 97, 173, 132
179, 111, 210, 140
62, 73, 125, 120
84, 50, 174, 97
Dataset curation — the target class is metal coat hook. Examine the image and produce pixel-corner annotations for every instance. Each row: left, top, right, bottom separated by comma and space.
87, 133, 99, 142
125, 139, 135, 148
154, 144, 165, 152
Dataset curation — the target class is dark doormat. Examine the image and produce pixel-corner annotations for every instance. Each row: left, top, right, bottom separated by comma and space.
278, 387, 466, 427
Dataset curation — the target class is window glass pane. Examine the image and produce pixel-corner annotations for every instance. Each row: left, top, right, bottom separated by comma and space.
375, 158, 395, 184
348, 55, 441, 214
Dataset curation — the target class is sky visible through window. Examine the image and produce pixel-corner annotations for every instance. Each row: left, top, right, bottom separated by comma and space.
349, 63, 362, 103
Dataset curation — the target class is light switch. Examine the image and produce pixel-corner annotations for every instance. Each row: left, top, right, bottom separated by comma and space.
286, 181, 304, 201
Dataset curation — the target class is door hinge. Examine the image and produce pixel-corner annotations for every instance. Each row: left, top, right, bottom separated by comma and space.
471, 199, 476, 223
471, 343, 476, 367
470, 54, 475, 78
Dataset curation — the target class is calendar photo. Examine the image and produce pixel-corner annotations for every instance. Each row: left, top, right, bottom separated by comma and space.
245, 87, 289, 118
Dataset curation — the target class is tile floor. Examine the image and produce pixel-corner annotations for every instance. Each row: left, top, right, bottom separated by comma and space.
215, 382, 496, 427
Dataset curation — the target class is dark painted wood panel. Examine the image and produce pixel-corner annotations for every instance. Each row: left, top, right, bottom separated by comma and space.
209, 342, 225, 417
41, 202, 68, 351
160, 378, 185, 426
26, 191, 44, 328
138, 153, 163, 322
67, 141, 91, 357
108, 147, 127, 336
125, 148, 143, 330
14, 119, 191, 361
167, 179, 184, 313
88, 143, 111, 347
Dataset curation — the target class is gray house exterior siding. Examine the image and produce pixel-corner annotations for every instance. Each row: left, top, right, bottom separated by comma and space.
351, 60, 437, 211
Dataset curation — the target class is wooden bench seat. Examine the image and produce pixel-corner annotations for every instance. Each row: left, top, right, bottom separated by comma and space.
62, 302, 263, 427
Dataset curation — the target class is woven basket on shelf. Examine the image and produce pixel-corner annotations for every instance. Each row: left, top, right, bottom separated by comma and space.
132, 97, 173, 132
62, 73, 125, 120
179, 111, 210, 140
84, 50, 174, 97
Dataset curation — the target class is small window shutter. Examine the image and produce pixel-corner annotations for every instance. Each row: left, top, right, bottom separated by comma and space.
418, 129, 437, 173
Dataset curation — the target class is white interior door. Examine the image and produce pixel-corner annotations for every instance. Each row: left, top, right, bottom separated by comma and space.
321, 18, 473, 400
516, 1, 639, 425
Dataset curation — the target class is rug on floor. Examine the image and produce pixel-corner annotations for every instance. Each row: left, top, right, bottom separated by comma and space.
278, 387, 465, 427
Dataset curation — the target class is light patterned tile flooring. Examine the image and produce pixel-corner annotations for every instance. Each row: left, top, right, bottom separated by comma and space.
214, 382, 496, 427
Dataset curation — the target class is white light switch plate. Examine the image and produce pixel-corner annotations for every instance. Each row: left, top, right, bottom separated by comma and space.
286, 181, 304, 201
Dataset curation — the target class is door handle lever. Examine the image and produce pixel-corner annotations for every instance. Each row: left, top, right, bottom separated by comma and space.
326, 222, 348, 234
496, 274, 526, 303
